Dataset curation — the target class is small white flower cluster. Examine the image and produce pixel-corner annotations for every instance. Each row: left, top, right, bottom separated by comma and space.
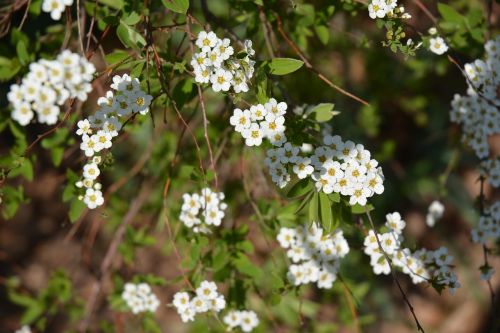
180, 188, 227, 233
450, 37, 500, 172
42, 0, 73, 20
172, 281, 226, 323
364, 212, 461, 294
191, 31, 255, 93
471, 201, 500, 246
75, 74, 152, 209
277, 224, 349, 289
8, 50, 95, 126
481, 157, 500, 188
229, 98, 287, 147
368, 0, 411, 20
266, 134, 385, 206
121, 282, 160, 314
426, 200, 445, 227
223, 310, 259, 332
15, 326, 31, 333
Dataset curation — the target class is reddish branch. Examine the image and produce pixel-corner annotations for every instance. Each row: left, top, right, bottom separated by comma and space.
275, 16, 371, 107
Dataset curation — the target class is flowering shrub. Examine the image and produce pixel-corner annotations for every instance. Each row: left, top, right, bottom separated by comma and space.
1, 1, 499, 333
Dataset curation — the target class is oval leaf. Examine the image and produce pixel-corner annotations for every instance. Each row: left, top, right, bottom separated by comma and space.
268, 58, 304, 75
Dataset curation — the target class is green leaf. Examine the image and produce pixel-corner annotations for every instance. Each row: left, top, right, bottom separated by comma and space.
0, 57, 21, 81
268, 58, 304, 75
161, 0, 189, 14
314, 25, 329, 45
311, 103, 339, 122
285, 178, 313, 199
233, 255, 261, 278
69, 199, 86, 222
116, 22, 146, 49
350, 203, 374, 215
16, 41, 29, 65
105, 50, 130, 65
437, 3, 463, 24
308, 191, 319, 224
319, 192, 334, 232
97, 0, 124, 9
122, 11, 141, 25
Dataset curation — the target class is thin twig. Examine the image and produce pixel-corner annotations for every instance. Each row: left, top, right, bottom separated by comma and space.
274, 16, 370, 107
365, 209, 426, 333
185, 15, 219, 188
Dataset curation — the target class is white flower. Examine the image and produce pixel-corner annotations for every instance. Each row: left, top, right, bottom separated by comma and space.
293, 157, 314, 179
348, 183, 371, 206
223, 310, 241, 328
76, 119, 92, 136
196, 31, 218, 52
80, 134, 98, 157
210, 68, 233, 92
429, 36, 449, 55
265, 98, 287, 117
122, 282, 160, 314
385, 212, 406, 234
82, 163, 100, 180
7, 84, 24, 106
368, 0, 388, 19
172, 291, 191, 311
242, 123, 263, 146
15, 326, 32, 333
42, 0, 66, 20
36, 104, 59, 125
216, 38, 234, 60
239, 310, 259, 332
426, 200, 444, 227
428, 27, 437, 35
277, 228, 296, 248
230, 108, 251, 132
12, 103, 34, 126
249, 104, 267, 121
83, 188, 104, 209
196, 280, 218, 300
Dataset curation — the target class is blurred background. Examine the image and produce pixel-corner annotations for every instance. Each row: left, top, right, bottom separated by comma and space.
0, 0, 499, 332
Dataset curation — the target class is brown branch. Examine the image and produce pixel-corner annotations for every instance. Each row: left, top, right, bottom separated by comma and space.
79, 183, 151, 332
275, 16, 370, 107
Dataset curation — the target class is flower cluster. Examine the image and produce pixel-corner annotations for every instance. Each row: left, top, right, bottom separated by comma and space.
450, 36, 500, 179
172, 281, 226, 323
471, 201, 500, 246
480, 157, 500, 188
121, 282, 160, 314
15, 326, 31, 333
266, 134, 385, 206
229, 98, 287, 147
180, 188, 227, 233
191, 31, 255, 93
223, 310, 259, 332
368, 0, 411, 20
364, 212, 460, 294
8, 50, 95, 126
277, 224, 349, 289
426, 200, 444, 227
42, 0, 73, 20
75, 74, 152, 209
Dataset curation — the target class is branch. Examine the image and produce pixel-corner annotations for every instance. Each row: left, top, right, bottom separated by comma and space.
186, 14, 219, 188
79, 183, 151, 332
274, 16, 371, 107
